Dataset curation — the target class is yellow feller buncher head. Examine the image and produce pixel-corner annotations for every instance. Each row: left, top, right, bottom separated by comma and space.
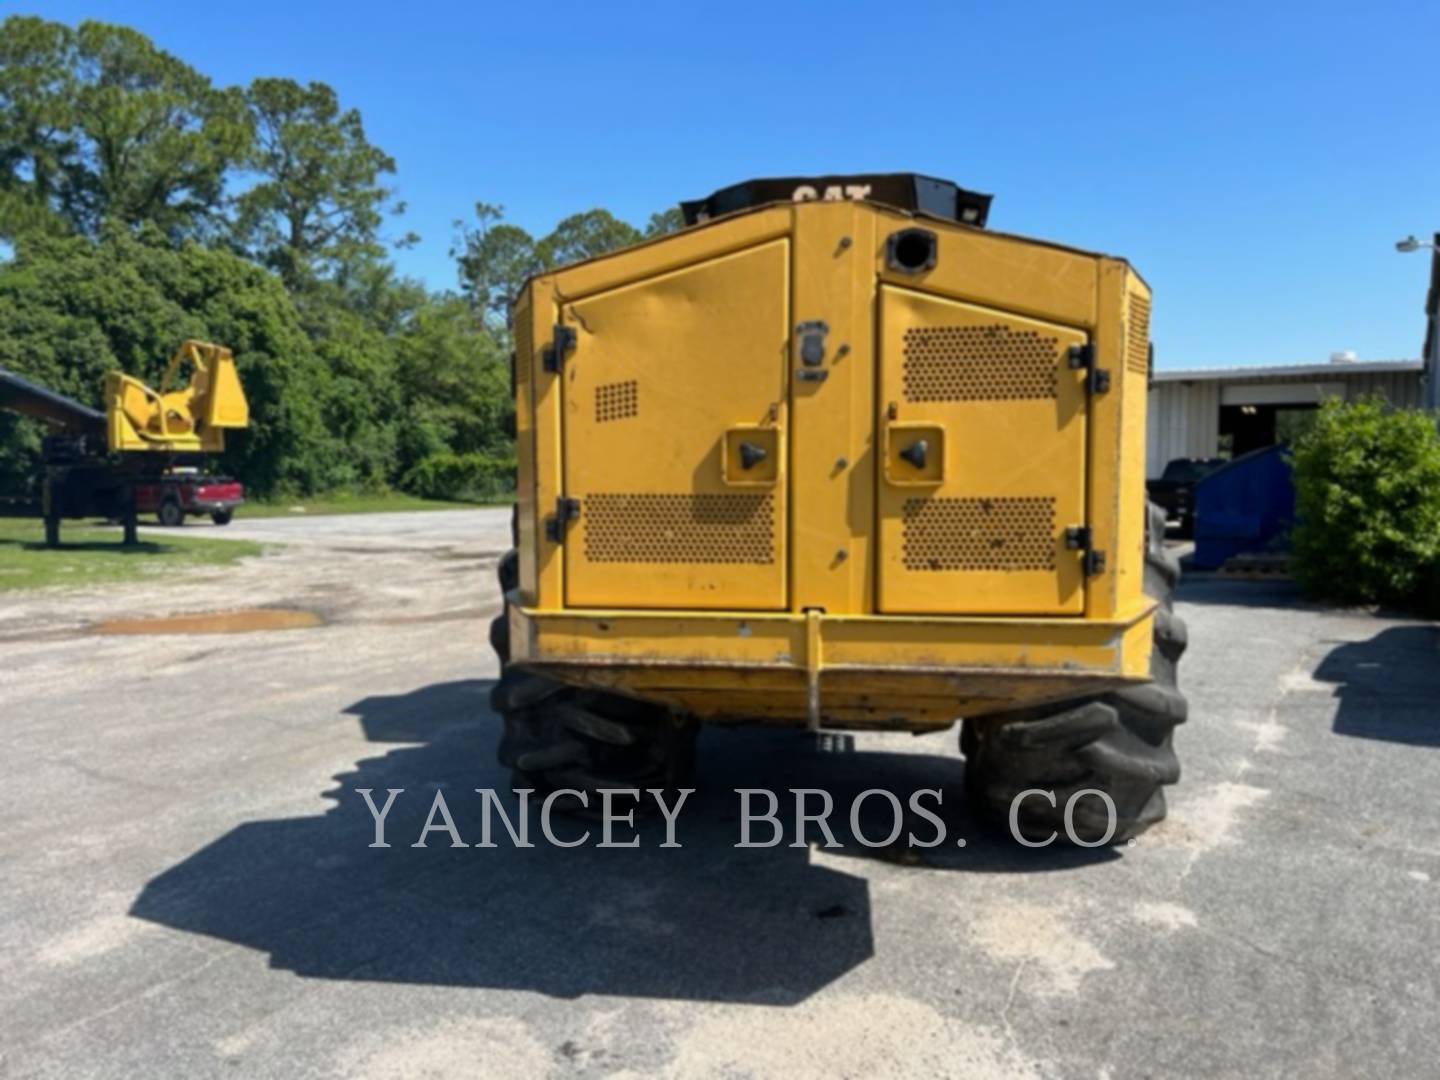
104, 340, 249, 453
487, 175, 1189, 845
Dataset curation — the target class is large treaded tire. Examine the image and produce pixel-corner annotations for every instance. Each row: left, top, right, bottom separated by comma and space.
962, 503, 1188, 845
488, 550, 518, 665
487, 547, 696, 802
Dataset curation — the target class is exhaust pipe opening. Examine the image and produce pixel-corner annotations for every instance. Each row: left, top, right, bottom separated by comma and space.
886, 228, 938, 274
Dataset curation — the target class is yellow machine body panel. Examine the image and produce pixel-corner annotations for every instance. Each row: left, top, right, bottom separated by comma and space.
105, 340, 249, 453
560, 240, 790, 610
509, 199, 1155, 728
876, 286, 1089, 615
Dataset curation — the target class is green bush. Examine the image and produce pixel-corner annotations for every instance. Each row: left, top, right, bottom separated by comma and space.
1290, 397, 1440, 608
401, 451, 515, 503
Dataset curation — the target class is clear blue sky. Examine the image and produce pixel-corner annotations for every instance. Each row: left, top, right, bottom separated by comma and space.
31, 0, 1440, 368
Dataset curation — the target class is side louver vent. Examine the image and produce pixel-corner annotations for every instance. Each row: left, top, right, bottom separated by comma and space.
583, 493, 774, 564
902, 324, 1060, 402
1126, 295, 1151, 375
901, 496, 1056, 571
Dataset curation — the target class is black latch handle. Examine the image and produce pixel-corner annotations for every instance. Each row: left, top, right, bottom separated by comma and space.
544, 496, 581, 543
542, 325, 577, 373
739, 441, 768, 470
1065, 524, 1106, 576
1067, 341, 1110, 395
899, 439, 928, 469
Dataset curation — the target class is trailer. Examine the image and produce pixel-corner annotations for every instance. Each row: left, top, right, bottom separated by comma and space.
0, 342, 248, 546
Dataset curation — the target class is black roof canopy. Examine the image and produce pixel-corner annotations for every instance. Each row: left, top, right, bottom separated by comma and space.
679, 173, 992, 228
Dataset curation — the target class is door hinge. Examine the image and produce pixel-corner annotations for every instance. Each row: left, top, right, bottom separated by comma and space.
1067, 342, 1111, 394
544, 496, 581, 542
542, 324, 577, 373
1065, 525, 1106, 576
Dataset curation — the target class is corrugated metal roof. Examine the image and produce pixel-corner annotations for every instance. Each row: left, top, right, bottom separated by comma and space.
1152, 359, 1423, 382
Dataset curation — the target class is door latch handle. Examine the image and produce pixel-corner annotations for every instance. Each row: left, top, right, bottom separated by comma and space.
796, 320, 828, 367
899, 439, 928, 470
884, 425, 942, 485
739, 441, 768, 470
723, 427, 779, 485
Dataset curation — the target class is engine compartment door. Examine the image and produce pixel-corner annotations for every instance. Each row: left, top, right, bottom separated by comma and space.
560, 240, 790, 610
877, 286, 1089, 615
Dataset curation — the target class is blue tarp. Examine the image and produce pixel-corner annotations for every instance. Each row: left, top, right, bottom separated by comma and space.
1191, 445, 1296, 570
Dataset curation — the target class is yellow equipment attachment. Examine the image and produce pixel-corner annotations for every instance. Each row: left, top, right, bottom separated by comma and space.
104, 340, 249, 453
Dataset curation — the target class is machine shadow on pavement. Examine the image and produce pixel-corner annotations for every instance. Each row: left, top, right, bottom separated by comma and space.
1317, 625, 1440, 747
130, 678, 1108, 1004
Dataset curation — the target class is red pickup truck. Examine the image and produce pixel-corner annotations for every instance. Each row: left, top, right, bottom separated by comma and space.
134, 472, 245, 526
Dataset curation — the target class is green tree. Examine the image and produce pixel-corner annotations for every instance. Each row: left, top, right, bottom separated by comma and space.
0, 15, 77, 239
0, 16, 250, 239
453, 202, 543, 324
454, 203, 680, 323
392, 292, 511, 474
233, 77, 409, 291
1289, 397, 1440, 608
69, 21, 249, 236
643, 207, 684, 238
534, 208, 641, 266
301, 301, 401, 491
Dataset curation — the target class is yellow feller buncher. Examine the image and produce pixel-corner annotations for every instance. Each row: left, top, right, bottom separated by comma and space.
489, 175, 1187, 843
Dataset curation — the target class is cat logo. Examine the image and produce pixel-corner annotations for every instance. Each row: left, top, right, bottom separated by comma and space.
791, 183, 873, 203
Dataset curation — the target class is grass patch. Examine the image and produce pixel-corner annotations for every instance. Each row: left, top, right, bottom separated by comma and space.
236, 491, 509, 519
0, 518, 263, 593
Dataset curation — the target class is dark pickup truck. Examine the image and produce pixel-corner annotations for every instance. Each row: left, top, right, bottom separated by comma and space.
1147, 457, 1226, 536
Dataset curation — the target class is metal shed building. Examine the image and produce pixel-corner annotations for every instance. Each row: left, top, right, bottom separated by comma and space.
1145, 358, 1427, 477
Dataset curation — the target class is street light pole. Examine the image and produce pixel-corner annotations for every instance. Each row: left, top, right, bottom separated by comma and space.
1395, 232, 1440, 410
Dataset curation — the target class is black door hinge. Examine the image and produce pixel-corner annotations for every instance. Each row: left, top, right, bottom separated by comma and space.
542, 324, 577, 373
1067, 342, 1111, 394
1065, 525, 1106, 576
544, 496, 581, 542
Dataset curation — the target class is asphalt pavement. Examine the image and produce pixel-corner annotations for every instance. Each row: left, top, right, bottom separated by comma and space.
2, 509, 1437, 1078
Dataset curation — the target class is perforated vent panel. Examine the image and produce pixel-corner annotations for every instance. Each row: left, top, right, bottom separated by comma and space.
902, 324, 1059, 401
901, 496, 1056, 572
583, 493, 774, 564
595, 379, 638, 422
1127, 295, 1151, 375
